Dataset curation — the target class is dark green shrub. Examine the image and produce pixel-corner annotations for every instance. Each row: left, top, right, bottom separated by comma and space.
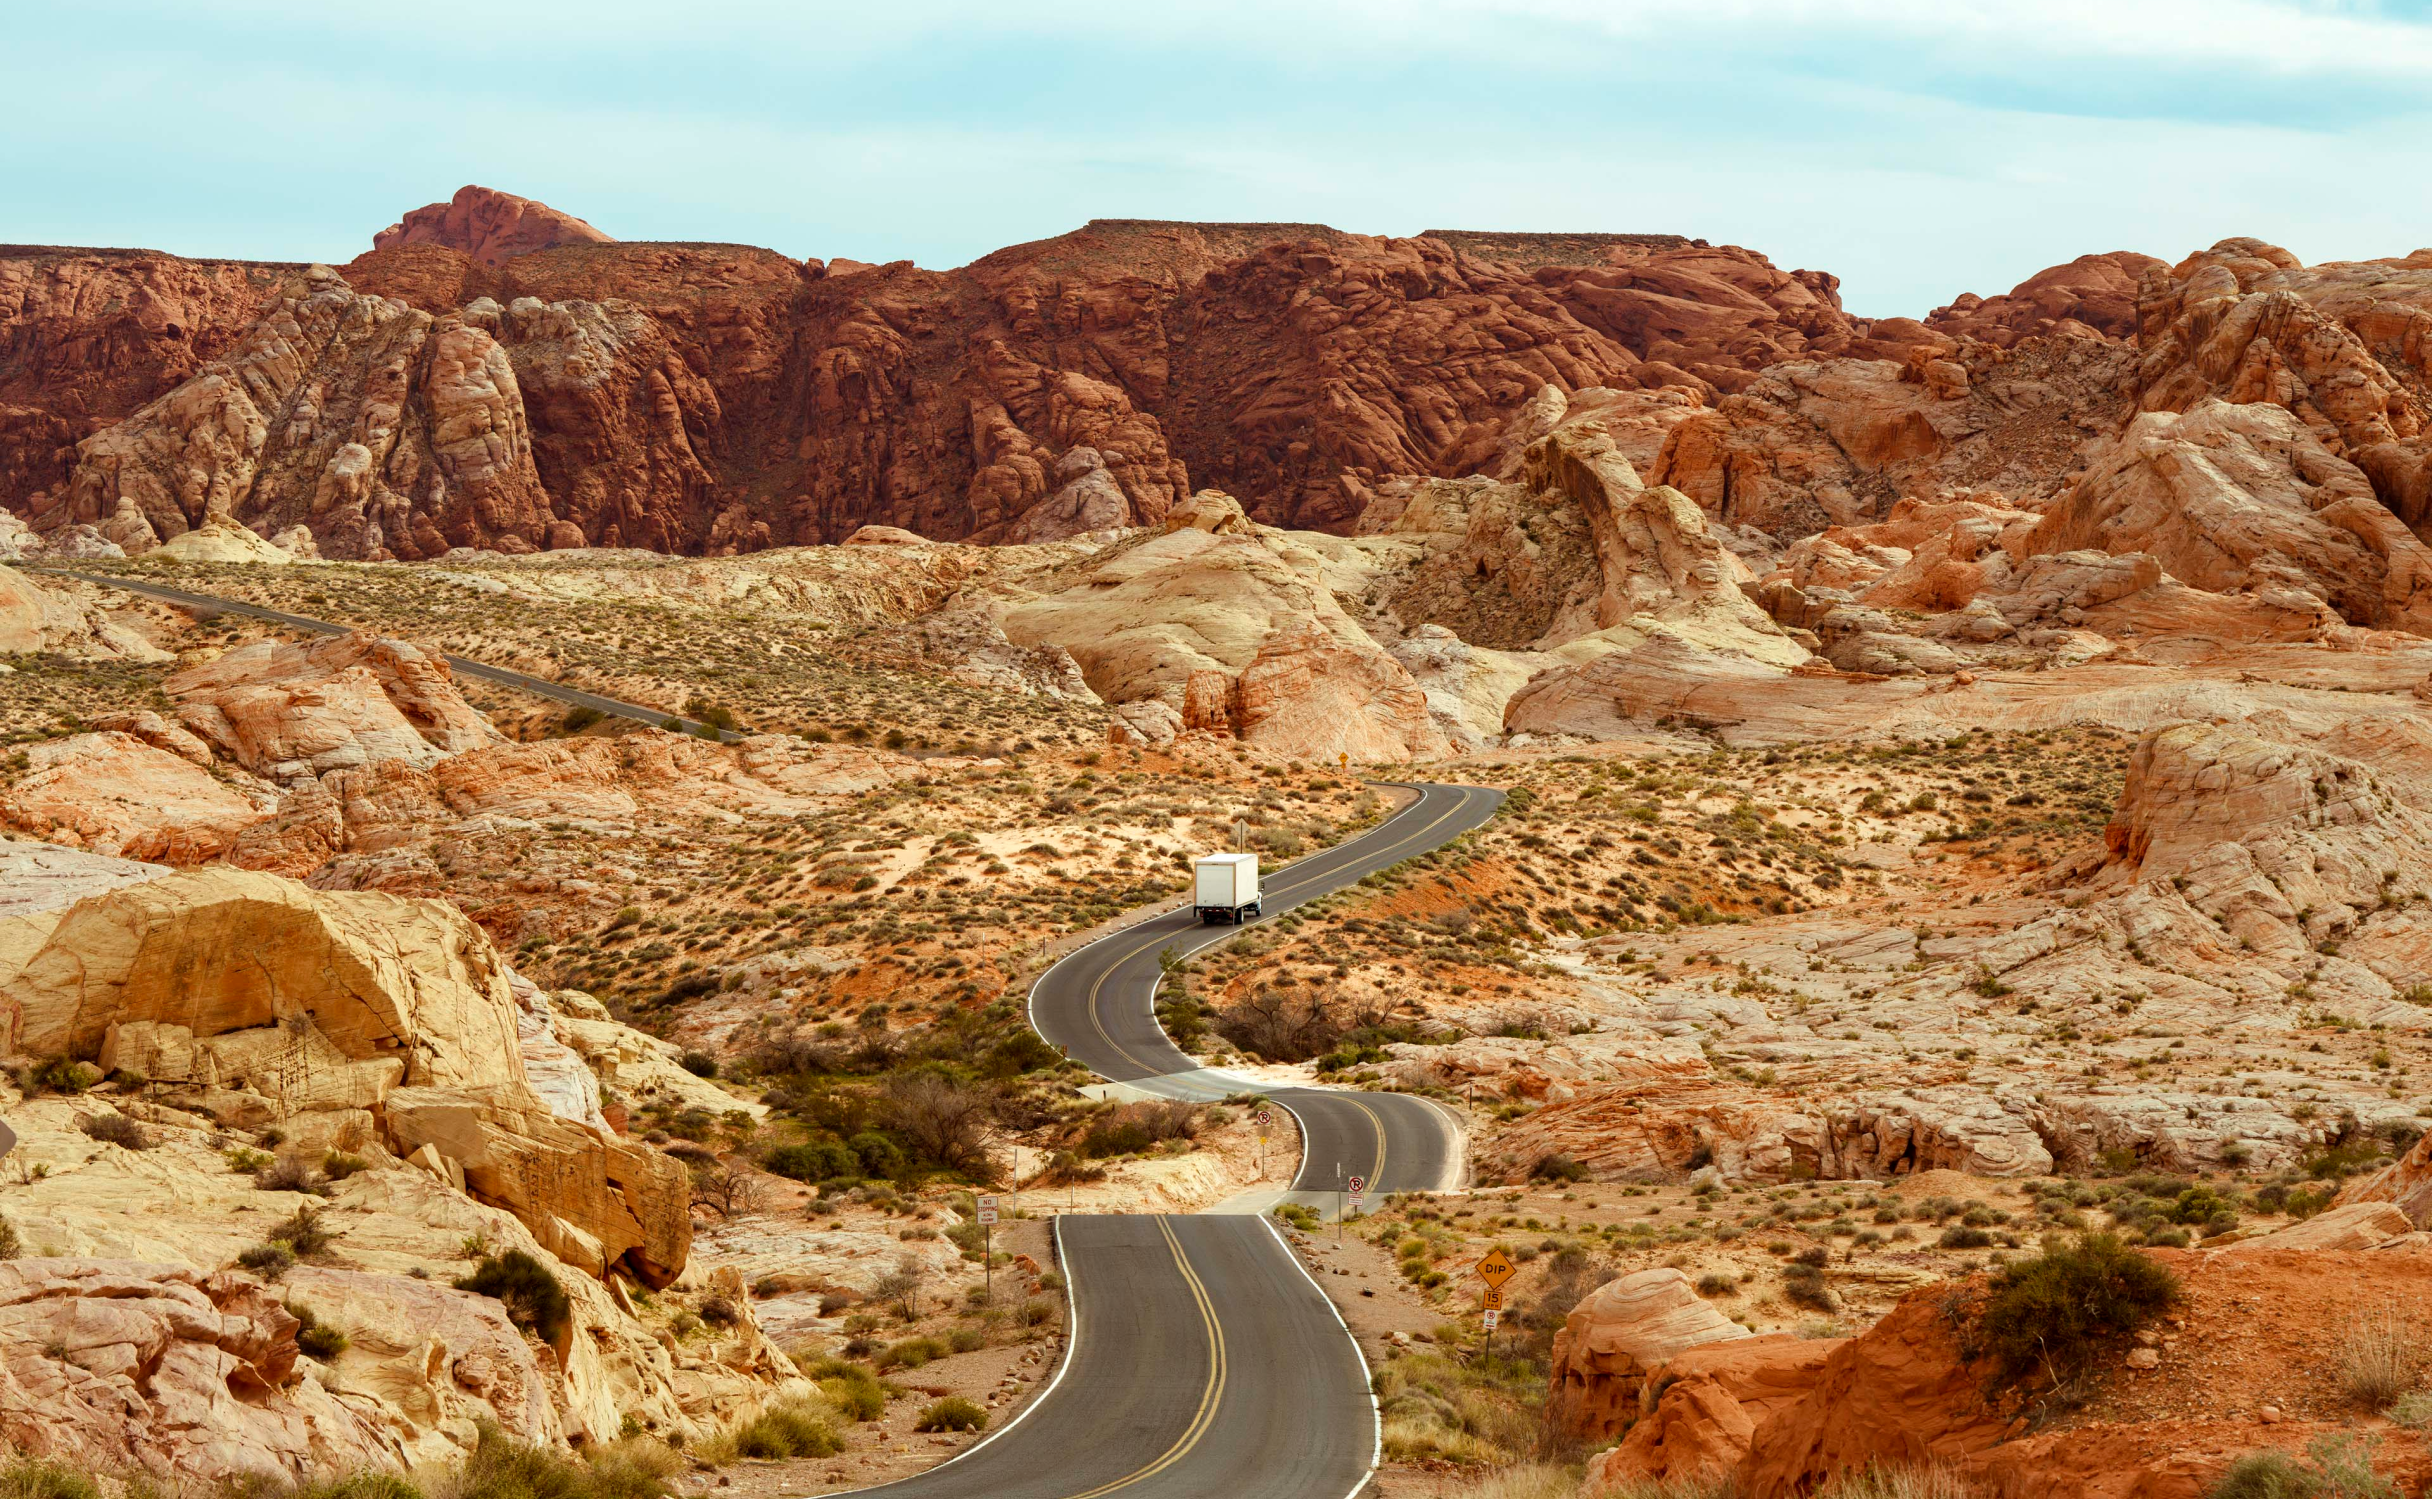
286, 1301, 350, 1361
238, 1243, 296, 1279
1939, 1224, 1994, 1249
1530, 1153, 1588, 1184
873, 1335, 948, 1370
455, 1250, 572, 1346
850, 1131, 907, 1180
914, 1396, 987, 1433
765, 1139, 862, 1183
1972, 1233, 2182, 1384
269, 1204, 337, 1257
322, 1150, 373, 1181
678, 1051, 719, 1079
77, 1113, 151, 1150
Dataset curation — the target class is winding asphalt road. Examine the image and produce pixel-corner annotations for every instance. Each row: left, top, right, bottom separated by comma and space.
46, 566, 1505, 1499
32, 568, 741, 740
830, 782, 1501, 1499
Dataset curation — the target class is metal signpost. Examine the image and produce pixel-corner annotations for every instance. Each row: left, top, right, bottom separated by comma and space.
978, 1194, 999, 1299
1475, 1248, 1517, 1362
1254, 1105, 1273, 1179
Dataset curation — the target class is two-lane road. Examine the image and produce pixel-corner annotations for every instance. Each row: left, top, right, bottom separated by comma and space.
868, 780, 1502, 1499
1030, 780, 1504, 1198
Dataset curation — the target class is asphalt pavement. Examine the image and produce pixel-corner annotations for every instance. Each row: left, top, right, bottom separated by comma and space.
1028, 780, 1504, 1199
846, 1215, 1375, 1499
34, 568, 740, 740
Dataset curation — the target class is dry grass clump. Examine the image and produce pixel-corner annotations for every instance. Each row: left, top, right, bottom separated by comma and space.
1817, 1464, 1977, 1499
2331, 1300, 2418, 1410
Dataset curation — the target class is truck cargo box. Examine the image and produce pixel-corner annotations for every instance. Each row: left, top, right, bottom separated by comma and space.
1193, 853, 1261, 923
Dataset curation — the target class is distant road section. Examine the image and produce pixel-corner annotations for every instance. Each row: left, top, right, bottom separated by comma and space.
38, 569, 740, 741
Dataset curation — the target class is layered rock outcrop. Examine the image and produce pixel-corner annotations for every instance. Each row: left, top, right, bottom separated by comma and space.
0, 731, 261, 861
1924, 251, 2166, 347
45, 263, 556, 560
11, 203, 1945, 554
0, 564, 168, 660
0, 1259, 394, 1483
167, 630, 502, 782
0, 868, 691, 1286
1546, 1268, 1755, 1442
375, 185, 616, 267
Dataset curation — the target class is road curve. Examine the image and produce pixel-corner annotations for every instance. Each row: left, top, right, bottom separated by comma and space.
46, 567, 1502, 1499
33, 568, 741, 741
1031, 780, 1505, 1198
847, 1215, 1375, 1499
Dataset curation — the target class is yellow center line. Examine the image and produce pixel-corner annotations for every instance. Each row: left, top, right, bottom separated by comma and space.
1061, 1217, 1228, 1498
1071, 786, 1479, 1078
1346, 1096, 1388, 1193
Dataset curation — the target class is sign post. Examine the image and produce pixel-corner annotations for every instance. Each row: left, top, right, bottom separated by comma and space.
978, 1194, 999, 1300
1475, 1248, 1518, 1363
1253, 1105, 1273, 1180
1344, 1174, 1364, 1238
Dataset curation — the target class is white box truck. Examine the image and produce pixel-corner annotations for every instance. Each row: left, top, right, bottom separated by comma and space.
1193, 852, 1261, 924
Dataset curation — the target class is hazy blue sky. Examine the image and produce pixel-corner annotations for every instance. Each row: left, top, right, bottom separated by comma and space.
10, 0, 2431, 316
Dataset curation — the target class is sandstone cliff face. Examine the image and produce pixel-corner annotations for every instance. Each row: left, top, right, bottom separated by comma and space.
8, 201, 1936, 555
0, 248, 288, 511
0, 868, 692, 1287
1924, 251, 2167, 347
375, 185, 615, 267
45, 265, 557, 560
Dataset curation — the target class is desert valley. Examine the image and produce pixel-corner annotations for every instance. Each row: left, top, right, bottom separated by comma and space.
4, 183, 2432, 1499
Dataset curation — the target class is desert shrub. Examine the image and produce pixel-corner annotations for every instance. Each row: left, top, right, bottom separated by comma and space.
879, 1071, 998, 1176
322, 1150, 373, 1181
77, 1112, 152, 1150
728, 1400, 841, 1459
0, 1459, 102, 1499
1530, 1153, 1588, 1184
811, 1360, 889, 1421
443, 1423, 677, 1499
2208, 1434, 2399, 1499
1079, 1100, 1200, 1159
1817, 1464, 1974, 1499
2332, 1301, 2418, 1409
1971, 1232, 2182, 1384
1022, 1298, 1055, 1327
238, 1242, 297, 1279
914, 1396, 987, 1433
873, 1335, 948, 1370
286, 1302, 349, 1361
255, 1154, 325, 1195
0, 1216, 19, 1261
678, 1051, 719, 1079
1783, 1263, 1838, 1313
949, 1326, 985, 1353
16, 1057, 100, 1096
455, 1251, 572, 1346
1938, 1224, 1993, 1250
268, 1204, 337, 1257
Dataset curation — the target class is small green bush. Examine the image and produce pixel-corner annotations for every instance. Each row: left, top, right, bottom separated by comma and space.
679, 1051, 719, 1079
1972, 1232, 2182, 1384
268, 1204, 337, 1257
448, 1423, 676, 1499
287, 1301, 350, 1361
914, 1396, 987, 1433
730, 1401, 841, 1459
950, 1326, 985, 1353
238, 1243, 297, 1279
764, 1139, 861, 1182
0, 1457, 103, 1499
873, 1335, 948, 1370
455, 1250, 572, 1346
322, 1150, 373, 1181
2208, 1435, 2399, 1499
812, 1360, 889, 1421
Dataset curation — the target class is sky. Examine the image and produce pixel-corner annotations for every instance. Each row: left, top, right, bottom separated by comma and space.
8, 0, 2432, 317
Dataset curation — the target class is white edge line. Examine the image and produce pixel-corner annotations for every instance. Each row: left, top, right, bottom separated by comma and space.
823, 1215, 1085, 1496
1257, 1212, 1382, 1499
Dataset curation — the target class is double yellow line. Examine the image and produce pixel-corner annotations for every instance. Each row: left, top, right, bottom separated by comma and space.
1077, 785, 1482, 1077
1064, 1217, 1228, 1497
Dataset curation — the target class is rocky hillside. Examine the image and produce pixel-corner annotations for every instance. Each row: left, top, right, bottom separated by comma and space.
4, 188, 1947, 559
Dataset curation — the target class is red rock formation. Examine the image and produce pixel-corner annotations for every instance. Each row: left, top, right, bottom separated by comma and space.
6, 211, 1920, 553
374, 185, 614, 266
0, 248, 288, 513
1925, 251, 2167, 346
